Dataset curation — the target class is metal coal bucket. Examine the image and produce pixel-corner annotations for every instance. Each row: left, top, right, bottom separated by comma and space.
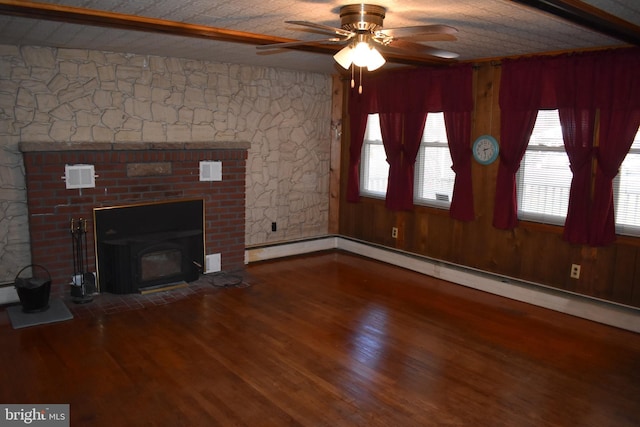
14, 264, 51, 313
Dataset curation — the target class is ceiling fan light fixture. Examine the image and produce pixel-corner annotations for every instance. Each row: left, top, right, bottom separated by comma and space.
333, 40, 386, 72
333, 45, 353, 69
352, 40, 373, 67
366, 46, 385, 71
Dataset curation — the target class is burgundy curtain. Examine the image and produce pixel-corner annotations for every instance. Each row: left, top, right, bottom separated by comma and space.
380, 112, 427, 211
554, 54, 598, 243
379, 113, 405, 208
444, 111, 474, 221
493, 58, 545, 229
558, 108, 595, 244
588, 51, 640, 245
347, 64, 474, 216
495, 48, 640, 245
492, 111, 538, 229
591, 108, 640, 245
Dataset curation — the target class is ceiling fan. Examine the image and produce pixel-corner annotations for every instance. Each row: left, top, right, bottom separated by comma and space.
257, 4, 459, 78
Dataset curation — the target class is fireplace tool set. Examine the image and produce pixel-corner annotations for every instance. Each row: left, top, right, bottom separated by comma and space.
70, 218, 95, 303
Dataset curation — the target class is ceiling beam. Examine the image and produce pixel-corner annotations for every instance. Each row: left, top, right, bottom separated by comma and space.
508, 0, 640, 46
0, 0, 451, 67
0, 0, 300, 47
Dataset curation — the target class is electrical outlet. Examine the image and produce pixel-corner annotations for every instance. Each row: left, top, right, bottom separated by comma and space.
271, 222, 277, 232
570, 264, 581, 279
392, 227, 398, 239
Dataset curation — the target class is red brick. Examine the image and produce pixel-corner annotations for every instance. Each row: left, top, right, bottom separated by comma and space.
23, 148, 248, 296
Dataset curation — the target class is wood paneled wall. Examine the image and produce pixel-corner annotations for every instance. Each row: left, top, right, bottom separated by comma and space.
338, 63, 640, 309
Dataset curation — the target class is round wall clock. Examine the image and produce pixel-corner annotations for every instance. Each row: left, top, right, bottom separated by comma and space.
472, 135, 500, 165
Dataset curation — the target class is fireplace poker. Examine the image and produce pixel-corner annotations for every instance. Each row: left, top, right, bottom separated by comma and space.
70, 217, 95, 303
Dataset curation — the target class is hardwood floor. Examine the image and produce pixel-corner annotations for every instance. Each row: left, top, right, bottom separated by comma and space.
1, 250, 639, 426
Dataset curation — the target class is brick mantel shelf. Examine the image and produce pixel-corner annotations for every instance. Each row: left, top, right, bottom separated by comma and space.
20, 141, 251, 152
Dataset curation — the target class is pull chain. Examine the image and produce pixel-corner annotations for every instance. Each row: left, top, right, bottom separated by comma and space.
350, 63, 355, 89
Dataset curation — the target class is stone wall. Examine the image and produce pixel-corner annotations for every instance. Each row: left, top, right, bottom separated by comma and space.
0, 44, 332, 284
0, 140, 28, 285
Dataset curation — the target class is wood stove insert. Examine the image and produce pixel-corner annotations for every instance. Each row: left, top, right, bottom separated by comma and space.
94, 199, 205, 294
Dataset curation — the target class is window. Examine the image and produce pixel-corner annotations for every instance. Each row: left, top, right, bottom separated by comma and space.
517, 110, 572, 225
360, 112, 454, 208
615, 128, 640, 236
414, 112, 454, 207
360, 114, 388, 197
517, 109, 640, 237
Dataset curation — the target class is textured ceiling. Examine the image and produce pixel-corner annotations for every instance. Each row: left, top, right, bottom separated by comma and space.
0, 0, 639, 74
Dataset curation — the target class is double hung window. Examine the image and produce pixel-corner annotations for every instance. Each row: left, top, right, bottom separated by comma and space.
517, 109, 640, 236
360, 112, 453, 208
360, 114, 388, 197
615, 131, 640, 236
414, 113, 454, 207
517, 110, 572, 225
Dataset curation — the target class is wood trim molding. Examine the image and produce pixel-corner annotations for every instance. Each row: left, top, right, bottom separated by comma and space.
0, 0, 295, 47
508, 0, 640, 46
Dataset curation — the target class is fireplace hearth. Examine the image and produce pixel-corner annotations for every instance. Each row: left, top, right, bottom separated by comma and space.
94, 199, 205, 294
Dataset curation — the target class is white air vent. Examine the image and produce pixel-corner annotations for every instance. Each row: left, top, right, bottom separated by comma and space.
199, 161, 222, 182
64, 164, 96, 189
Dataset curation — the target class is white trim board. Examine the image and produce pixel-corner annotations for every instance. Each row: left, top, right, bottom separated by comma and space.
245, 237, 338, 263
245, 236, 640, 334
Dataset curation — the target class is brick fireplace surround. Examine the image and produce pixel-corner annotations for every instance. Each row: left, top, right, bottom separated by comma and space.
20, 141, 249, 299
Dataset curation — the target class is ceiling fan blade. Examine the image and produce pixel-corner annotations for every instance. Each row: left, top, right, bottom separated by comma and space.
378, 25, 458, 39
285, 20, 354, 38
379, 39, 459, 59
376, 33, 457, 43
256, 37, 345, 50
